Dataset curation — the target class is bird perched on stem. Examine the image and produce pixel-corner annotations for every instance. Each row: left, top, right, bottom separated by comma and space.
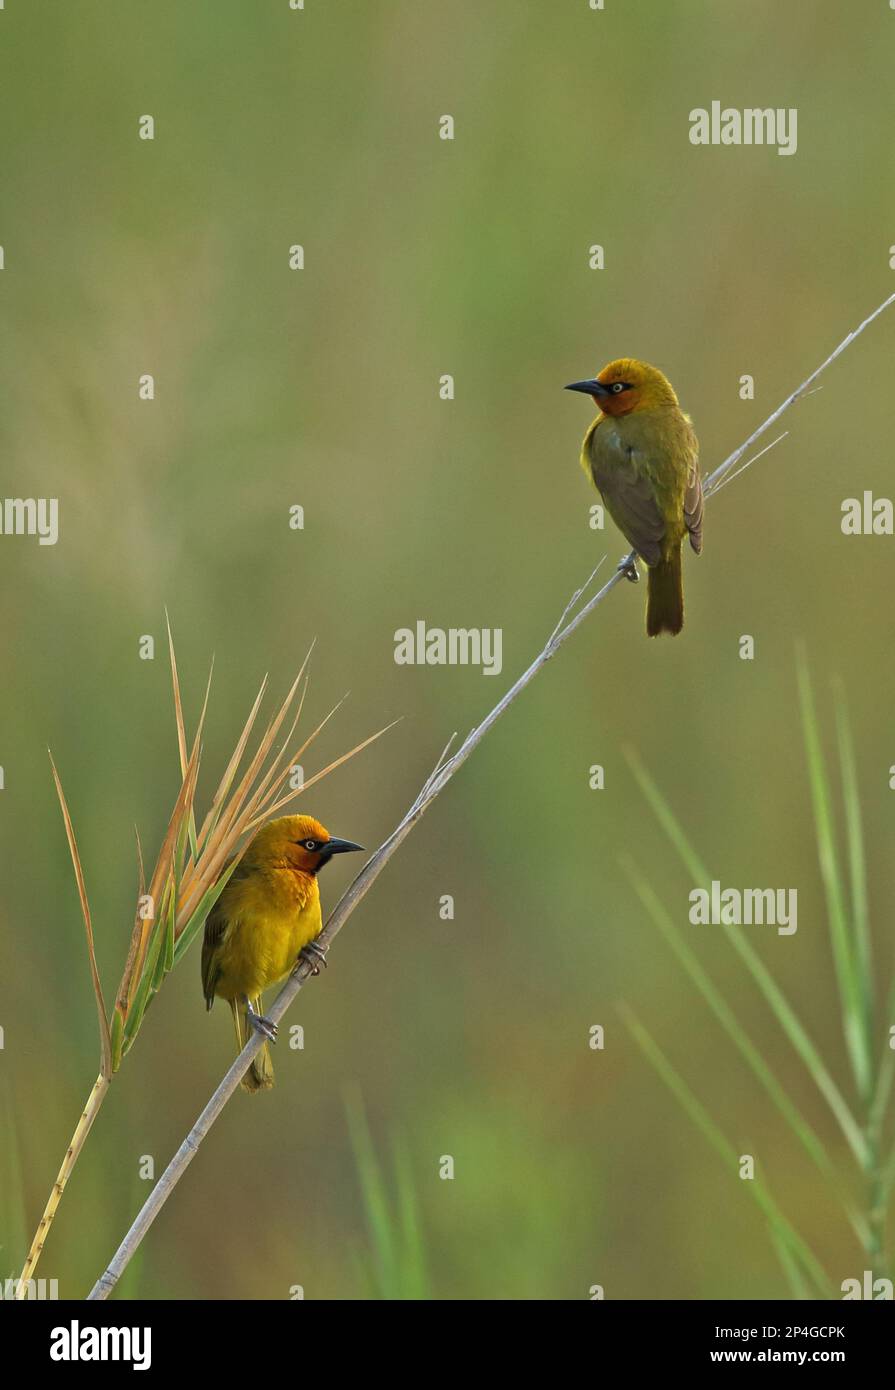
566, 358, 703, 635
201, 814, 363, 1092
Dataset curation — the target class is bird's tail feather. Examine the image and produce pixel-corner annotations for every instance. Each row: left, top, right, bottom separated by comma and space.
646, 548, 684, 637
230, 997, 275, 1093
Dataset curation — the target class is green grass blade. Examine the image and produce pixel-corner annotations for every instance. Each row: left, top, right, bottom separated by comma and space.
164, 876, 176, 976
622, 1005, 833, 1299
871, 1036, 895, 1147
123, 954, 160, 1049
626, 749, 867, 1166
151, 880, 174, 993
625, 745, 707, 886
882, 1139, 895, 1206
393, 1141, 429, 1299
123, 892, 171, 1051
769, 1224, 812, 1300
832, 680, 874, 1041
797, 650, 872, 1104
345, 1088, 397, 1297
620, 854, 870, 1246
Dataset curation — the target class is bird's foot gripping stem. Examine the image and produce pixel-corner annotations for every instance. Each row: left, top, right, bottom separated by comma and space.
245, 1002, 278, 1044
617, 554, 640, 584
299, 940, 328, 976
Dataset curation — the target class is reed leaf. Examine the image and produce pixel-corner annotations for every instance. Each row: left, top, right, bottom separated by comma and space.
49, 753, 112, 1081
621, 1005, 833, 1298
619, 853, 869, 1247
345, 1088, 429, 1300
797, 648, 873, 1105
625, 747, 866, 1166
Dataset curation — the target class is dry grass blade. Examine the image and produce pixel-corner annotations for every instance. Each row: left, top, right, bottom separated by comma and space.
223, 668, 312, 820
251, 687, 346, 807
49, 753, 112, 1080
191, 660, 313, 875
166, 610, 189, 779
112, 828, 149, 1066
193, 673, 268, 853
122, 734, 201, 1013
175, 694, 391, 938
245, 717, 401, 829
134, 825, 146, 898
182, 682, 338, 907
241, 674, 310, 815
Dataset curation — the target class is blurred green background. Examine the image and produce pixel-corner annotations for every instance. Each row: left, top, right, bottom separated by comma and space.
2, 0, 894, 1300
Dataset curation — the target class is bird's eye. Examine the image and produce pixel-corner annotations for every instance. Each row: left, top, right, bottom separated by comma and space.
302, 839, 319, 851
611, 382, 625, 393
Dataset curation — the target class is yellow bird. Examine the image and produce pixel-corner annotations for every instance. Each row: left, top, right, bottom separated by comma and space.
201, 814, 363, 1092
566, 358, 703, 635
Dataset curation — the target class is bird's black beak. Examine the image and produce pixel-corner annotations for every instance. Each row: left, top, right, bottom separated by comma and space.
323, 837, 365, 856
565, 378, 610, 397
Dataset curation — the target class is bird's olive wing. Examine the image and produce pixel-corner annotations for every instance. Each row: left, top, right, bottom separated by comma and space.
685, 461, 704, 554
592, 455, 666, 567
201, 862, 240, 1008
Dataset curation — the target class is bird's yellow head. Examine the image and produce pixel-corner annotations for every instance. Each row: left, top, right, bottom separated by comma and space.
565, 358, 680, 417
242, 814, 364, 876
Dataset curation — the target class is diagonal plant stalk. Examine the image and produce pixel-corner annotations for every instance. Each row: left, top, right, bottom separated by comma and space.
623, 658, 892, 1294
85, 291, 895, 1299
15, 626, 392, 1298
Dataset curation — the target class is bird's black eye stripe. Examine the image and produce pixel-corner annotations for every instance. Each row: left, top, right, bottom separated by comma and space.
611, 381, 630, 394
296, 838, 319, 850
